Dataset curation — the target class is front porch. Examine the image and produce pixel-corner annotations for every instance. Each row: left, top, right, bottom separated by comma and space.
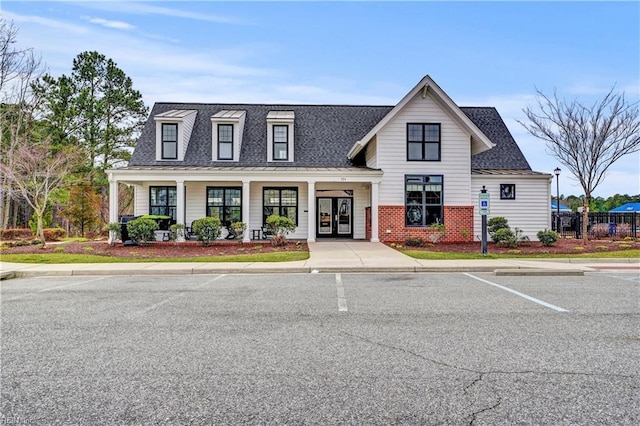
107, 166, 384, 244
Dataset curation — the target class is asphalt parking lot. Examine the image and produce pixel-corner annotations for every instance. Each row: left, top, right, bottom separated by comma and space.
1, 272, 638, 425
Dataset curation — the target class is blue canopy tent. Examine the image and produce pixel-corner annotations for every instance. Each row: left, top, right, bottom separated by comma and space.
609, 203, 640, 213
550, 201, 571, 211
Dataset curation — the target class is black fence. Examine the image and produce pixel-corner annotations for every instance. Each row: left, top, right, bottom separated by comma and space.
552, 212, 638, 239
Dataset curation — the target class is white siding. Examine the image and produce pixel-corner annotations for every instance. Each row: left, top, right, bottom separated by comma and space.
375, 92, 472, 206
365, 136, 377, 168
182, 112, 196, 157
471, 176, 552, 240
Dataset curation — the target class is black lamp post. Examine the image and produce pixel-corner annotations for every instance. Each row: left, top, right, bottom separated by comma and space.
554, 167, 561, 232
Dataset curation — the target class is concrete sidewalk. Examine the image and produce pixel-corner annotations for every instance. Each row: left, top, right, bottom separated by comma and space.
1, 241, 638, 279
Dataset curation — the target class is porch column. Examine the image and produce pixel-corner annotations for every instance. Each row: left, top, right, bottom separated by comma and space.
175, 179, 185, 242
108, 175, 118, 244
307, 180, 316, 242
371, 181, 379, 242
242, 180, 251, 242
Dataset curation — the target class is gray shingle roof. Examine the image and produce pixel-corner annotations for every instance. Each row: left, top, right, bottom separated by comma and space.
129, 103, 531, 170
461, 107, 532, 170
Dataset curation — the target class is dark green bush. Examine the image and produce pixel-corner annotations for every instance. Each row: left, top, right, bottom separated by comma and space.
404, 236, 426, 247
537, 229, 558, 247
487, 217, 509, 240
192, 217, 222, 246
126, 217, 158, 246
105, 223, 122, 243
493, 228, 517, 247
266, 214, 296, 246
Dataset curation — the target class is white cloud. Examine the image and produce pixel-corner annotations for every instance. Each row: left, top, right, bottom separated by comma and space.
74, 1, 246, 25
84, 17, 135, 31
2, 10, 88, 34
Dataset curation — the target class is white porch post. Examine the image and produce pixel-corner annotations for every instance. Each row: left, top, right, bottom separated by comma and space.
307, 180, 316, 242
242, 180, 251, 242
108, 175, 118, 244
371, 181, 379, 242
176, 179, 185, 242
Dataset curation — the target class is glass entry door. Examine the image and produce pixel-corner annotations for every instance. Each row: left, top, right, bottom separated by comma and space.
317, 197, 352, 237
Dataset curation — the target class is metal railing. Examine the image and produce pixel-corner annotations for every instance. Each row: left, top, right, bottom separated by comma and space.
551, 212, 638, 239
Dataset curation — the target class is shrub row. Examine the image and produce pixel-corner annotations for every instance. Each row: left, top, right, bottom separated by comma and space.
1, 227, 67, 241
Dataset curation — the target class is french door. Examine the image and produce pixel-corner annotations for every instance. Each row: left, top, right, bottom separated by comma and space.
317, 197, 352, 238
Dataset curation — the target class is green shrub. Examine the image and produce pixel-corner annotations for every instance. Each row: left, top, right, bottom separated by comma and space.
404, 236, 425, 247
105, 223, 122, 243
487, 217, 509, 240
266, 214, 296, 246
126, 217, 158, 247
169, 223, 186, 244
493, 228, 518, 247
536, 229, 558, 247
54, 246, 65, 253
192, 217, 222, 246
230, 221, 247, 241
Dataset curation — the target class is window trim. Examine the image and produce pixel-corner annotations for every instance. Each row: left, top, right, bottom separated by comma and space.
406, 123, 441, 162
161, 123, 178, 160
217, 124, 234, 161
404, 175, 444, 227
262, 187, 298, 225
206, 186, 242, 225
500, 184, 516, 200
149, 186, 177, 220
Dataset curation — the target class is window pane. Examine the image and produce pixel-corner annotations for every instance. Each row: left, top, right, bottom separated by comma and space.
168, 188, 177, 205
151, 207, 165, 216
226, 207, 241, 223
281, 189, 296, 206
208, 206, 222, 219
425, 190, 441, 205
274, 125, 288, 143
425, 207, 442, 225
282, 207, 297, 221
226, 189, 241, 206
274, 143, 288, 160
408, 124, 423, 142
208, 189, 223, 206
425, 124, 439, 142
406, 205, 423, 225
264, 189, 279, 206
408, 142, 422, 160
425, 143, 439, 160
219, 142, 233, 159
218, 124, 232, 142
162, 124, 177, 141
163, 141, 177, 159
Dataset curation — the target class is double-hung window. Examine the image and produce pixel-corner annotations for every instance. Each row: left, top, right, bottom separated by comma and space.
263, 187, 297, 225
217, 124, 233, 160
273, 125, 289, 160
405, 175, 443, 226
407, 123, 441, 161
150, 186, 177, 220
207, 187, 242, 226
161, 123, 178, 160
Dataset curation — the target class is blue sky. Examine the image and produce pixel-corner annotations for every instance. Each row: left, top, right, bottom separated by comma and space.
4, 0, 639, 198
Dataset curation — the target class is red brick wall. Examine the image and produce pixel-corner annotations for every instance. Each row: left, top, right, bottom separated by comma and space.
375, 205, 474, 243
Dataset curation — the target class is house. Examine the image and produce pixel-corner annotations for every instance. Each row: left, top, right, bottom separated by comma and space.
107, 75, 552, 243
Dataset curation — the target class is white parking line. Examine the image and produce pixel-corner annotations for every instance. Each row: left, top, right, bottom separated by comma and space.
336, 273, 348, 312
139, 275, 226, 315
463, 273, 569, 313
3, 277, 109, 301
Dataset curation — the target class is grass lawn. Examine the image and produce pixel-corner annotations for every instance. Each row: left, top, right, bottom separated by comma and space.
0, 251, 310, 264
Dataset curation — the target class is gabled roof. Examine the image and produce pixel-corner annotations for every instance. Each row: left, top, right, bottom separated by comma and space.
347, 75, 495, 159
128, 80, 531, 170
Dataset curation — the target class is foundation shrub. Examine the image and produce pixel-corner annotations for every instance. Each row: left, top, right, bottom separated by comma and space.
126, 217, 158, 247
404, 236, 426, 247
536, 229, 558, 247
192, 217, 222, 247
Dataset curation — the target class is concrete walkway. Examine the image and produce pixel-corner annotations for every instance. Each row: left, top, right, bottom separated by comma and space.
1, 241, 638, 279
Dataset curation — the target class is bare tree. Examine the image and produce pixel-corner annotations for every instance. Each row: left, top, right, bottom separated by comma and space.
0, 140, 80, 247
0, 18, 46, 228
520, 87, 640, 242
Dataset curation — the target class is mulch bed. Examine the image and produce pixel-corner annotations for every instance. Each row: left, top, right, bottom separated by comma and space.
1, 238, 638, 258
3, 240, 308, 258
390, 238, 639, 255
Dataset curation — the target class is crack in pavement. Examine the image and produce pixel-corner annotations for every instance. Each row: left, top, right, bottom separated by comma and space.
469, 397, 502, 426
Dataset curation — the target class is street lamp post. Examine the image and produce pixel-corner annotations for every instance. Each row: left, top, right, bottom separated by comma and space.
554, 167, 561, 233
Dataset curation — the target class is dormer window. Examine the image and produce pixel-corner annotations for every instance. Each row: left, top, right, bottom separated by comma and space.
154, 109, 197, 161
273, 125, 289, 160
267, 111, 294, 162
161, 123, 178, 159
217, 124, 233, 160
211, 110, 246, 162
